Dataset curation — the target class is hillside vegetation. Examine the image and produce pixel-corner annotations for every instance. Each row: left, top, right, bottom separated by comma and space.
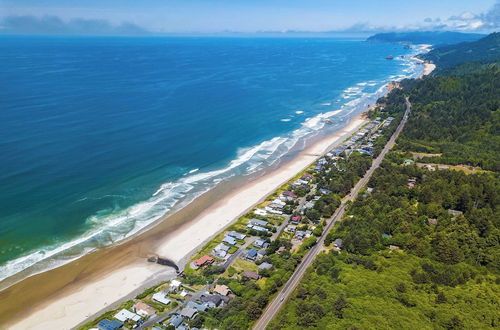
271, 33, 500, 329
420, 32, 500, 71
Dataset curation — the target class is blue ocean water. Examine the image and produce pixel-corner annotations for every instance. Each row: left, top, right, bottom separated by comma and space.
0, 36, 421, 282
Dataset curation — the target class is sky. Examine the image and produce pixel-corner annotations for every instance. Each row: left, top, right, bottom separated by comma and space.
0, 0, 498, 35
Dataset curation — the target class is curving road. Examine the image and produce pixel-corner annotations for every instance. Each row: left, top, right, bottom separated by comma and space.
252, 97, 412, 330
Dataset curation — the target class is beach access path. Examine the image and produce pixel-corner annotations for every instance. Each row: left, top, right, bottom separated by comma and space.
253, 97, 412, 330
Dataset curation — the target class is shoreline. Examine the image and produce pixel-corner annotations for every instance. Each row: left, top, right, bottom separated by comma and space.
2, 113, 368, 330
1, 54, 433, 329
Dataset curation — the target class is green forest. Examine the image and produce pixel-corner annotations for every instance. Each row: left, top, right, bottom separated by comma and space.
270, 33, 499, 329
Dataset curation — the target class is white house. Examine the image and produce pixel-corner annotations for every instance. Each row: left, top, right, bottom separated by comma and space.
152, 291, 171, 305
114, 309, 141, 323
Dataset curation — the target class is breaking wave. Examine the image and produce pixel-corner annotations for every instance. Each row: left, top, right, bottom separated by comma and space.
0, 48, 424, 285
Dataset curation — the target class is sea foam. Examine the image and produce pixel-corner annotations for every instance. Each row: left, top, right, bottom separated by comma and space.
0, 47, 425, 285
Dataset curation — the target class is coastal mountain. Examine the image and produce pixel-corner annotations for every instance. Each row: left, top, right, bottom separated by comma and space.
367, 31, 484, 46
420, 32, 500, 71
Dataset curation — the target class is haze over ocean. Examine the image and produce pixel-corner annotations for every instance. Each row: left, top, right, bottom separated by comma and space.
0, 36, 421, 282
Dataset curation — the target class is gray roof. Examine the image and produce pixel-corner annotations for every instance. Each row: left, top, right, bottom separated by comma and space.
228, 231, 246, 240
187, 301, 208, 312
250, 225, 268, 232
169, 315, 183, 327
258, 262, 273, 270
214, 243, 230, 252
247, 249, 258, 257
222, 236, 237, 245
180, 307, 198, 319
249, 218, 268, 226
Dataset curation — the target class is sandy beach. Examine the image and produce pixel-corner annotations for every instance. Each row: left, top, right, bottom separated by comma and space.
3, 113, 368, 329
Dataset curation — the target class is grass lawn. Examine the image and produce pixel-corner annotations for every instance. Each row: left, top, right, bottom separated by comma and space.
232, 258, 259, 273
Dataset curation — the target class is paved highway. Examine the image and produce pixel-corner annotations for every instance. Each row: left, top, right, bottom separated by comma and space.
253, 97, 412, 330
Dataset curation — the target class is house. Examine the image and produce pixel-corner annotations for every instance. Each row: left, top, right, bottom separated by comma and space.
201, 294, 223, 307
98, 319, 123, 330
249, 219, 268, 227
403, 159, 414, 166
133, 301, 156, 317
277, 246, 286, 254
246, 248, 258, 261
214, 250, 227, 258
271, 198, 286, 206
428, 218, 438, 225
228, 231, 246, 240
170, 279, 182, 291
194, 255, 214, 268
254, 208, 268, 216
290, 215, 302, 224
313, 164, 324, 172
407, 177, 417, 188
222, 235, 237, 246
180, 307, 198, 320
187, 301, 209, 312
333, 238, 343, 249
286, 225, 297, 233
169, 315, 184, 328
295, 230, 306, 240
282, 190, 298, 199
248, 225, 268, 232
265, 207, 283, 215
114, 309, 141, 323
269, 202, 284, 209
214, 284, 231, 296
214, 243, 230, 253
319, 188, 331, 195
243, 270, 261, 280
253, 238, 268, 249
152, 291, 171, 305
258, 262, 273, 270
389, 245, 400, 251
301, 173, 314, 181
304, 201, 315, 209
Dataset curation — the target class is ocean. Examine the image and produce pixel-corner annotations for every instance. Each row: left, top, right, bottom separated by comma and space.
0, 36, 422, 284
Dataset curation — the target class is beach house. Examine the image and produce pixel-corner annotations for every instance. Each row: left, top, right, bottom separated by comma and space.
214, 284, 231, 296
98, 319, 123, 330
180, 307, 198, 320
222, 235, 237, 246
194, 255, 214, 268
168, 315, 184, 328
152, 291, 171, 305
114, 309, 141, 323
249, 219, 268, 227
227, 231, 246, 240
133, 301, 156, 318
246, 248, 258, 261
243, 270, 261, 280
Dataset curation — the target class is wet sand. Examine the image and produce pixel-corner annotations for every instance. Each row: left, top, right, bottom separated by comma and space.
1, 114, 368, 329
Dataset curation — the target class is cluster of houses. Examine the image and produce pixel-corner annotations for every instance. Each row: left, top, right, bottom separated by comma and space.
94, 280, 184, 330
91, 114, 400, 330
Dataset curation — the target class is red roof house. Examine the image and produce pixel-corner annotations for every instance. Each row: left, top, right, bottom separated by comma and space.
194, 255, 214, 268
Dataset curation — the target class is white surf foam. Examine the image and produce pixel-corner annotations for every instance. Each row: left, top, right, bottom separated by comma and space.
0, 47, 426, 285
